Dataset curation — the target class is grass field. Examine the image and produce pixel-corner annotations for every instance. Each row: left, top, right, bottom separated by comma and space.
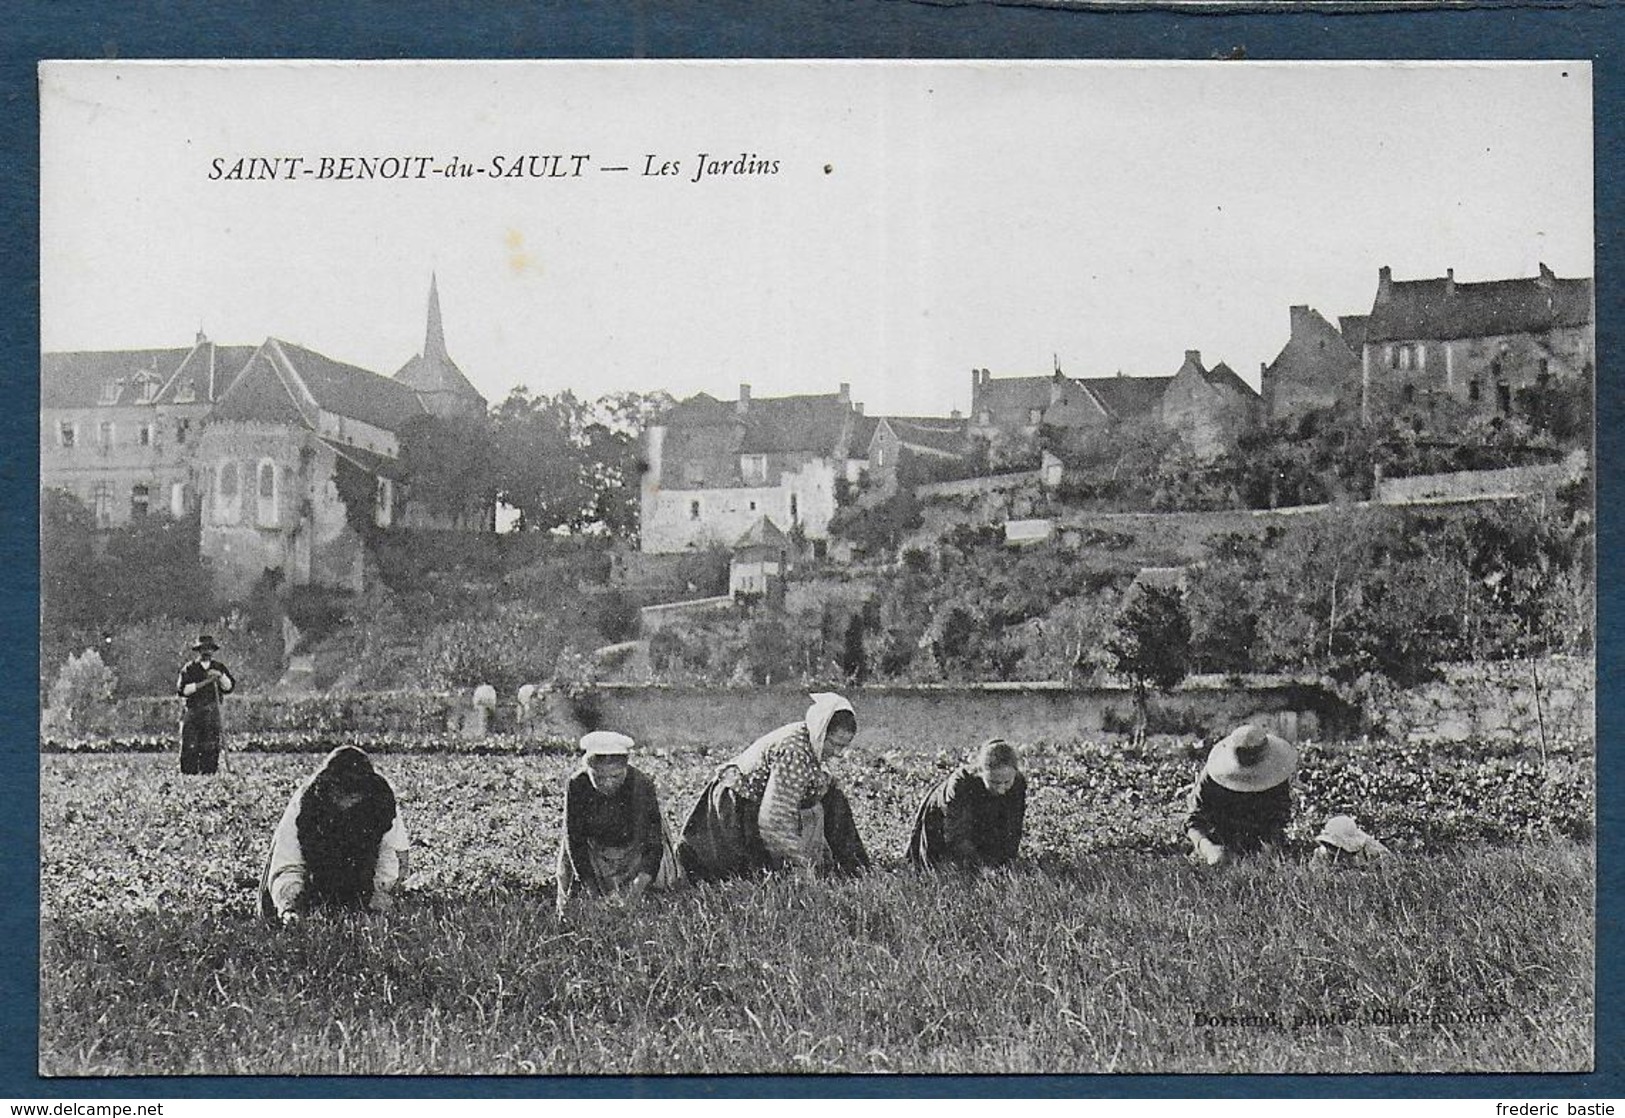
38, 742, 1594, 1075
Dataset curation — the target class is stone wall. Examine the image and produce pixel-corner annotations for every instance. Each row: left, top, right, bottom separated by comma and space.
1376, 452, 1585, 506
1365, 656, 1593, 747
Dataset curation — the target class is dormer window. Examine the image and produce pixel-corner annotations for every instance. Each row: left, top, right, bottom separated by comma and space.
135, 374, 160, 403
175, 379, 198, 404
740, 454, 768, 485
99, 379, 124, 405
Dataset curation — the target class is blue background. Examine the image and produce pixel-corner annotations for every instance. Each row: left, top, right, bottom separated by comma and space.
2, 0, 1618, 1100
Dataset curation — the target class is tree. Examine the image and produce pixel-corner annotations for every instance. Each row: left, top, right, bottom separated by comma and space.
397, 413, 501, 522
40, 488, 98, 629
1104, 583, 1191, 744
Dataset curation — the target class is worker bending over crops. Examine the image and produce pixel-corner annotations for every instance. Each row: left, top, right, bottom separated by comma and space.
1185, 723, 1297, 866
260, 746, 411, 923
906, 737, 1027, 871
555, 730, 685, 917
678, 692, 870, 882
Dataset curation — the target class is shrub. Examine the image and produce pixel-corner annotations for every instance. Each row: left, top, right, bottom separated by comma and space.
45, 650, 117, 734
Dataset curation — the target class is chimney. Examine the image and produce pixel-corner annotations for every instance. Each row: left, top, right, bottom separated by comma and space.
854, 401, 863, 416
1184, 349, 1202, 370
737, 383, 751, 415
838, 382, 850, 403
1260, 361, 1268, 377
1445, 268, 1456, 296
195, 329, 207, 345
1377, 265, 1393, 300
1537, 261, 1556, 288
1289, 304, 1312, 334
951, 408, 962, 420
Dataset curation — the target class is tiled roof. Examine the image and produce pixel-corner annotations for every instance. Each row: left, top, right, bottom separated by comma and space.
208, 347, 310, 426
976, 375, 1053, 414
1338, 314, 1370, 350
43, 346, 194, 408
1076, 375, 1172, 419
322, 437, 406, 480
1363, 265, 1593, 344
734, 514, 788, 550
882, 416, 970, 456
737, 394, 853, 455
1202, 361, 1259, 399
275, 341, 428, 432
395, 350, 485, 404
656, 392, 734, 426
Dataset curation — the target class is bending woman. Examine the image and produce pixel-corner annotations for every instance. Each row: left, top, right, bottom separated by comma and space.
259, 746, 410, 923
556, 730, 684, 916
1185, 724, 1297, 866
678, 692, 870, 882
907, 738, 1027, 870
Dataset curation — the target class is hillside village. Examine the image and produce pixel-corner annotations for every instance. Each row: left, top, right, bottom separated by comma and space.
41, 262, 1594, 707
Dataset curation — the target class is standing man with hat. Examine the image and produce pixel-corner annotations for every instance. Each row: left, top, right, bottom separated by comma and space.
176, 634, 236, 775
1185, 723, 1298, 865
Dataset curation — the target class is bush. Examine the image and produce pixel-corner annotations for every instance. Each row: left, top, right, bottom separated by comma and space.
44, 650, 117, 734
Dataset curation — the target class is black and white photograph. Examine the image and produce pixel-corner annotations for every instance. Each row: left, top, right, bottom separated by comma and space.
37, 59, 1595, 1076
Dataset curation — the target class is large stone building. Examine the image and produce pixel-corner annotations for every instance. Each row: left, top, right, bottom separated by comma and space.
45, 279, 494, 598
1357, 263, 1594, 423
968, 351, 1257, 461
41, 336, 254, 528
195, 337, 434, 599
1158, 350, 1260, 459
639, 383, 863, 555
1258, 305, 1362, 424
863, 415, 971, 495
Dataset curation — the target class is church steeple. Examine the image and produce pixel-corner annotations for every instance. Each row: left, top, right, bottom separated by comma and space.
425, 273, 448, 361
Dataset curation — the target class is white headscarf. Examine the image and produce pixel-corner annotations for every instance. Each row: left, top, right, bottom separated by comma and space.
804, 692, 855, 758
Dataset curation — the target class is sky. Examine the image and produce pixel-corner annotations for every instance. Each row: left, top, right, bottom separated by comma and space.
40, 60, 1593, 420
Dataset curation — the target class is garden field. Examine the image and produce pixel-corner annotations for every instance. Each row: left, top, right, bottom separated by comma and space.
39, 736, 1594, 1075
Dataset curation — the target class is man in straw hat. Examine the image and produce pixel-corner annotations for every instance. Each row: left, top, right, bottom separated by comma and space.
176, 634, 236, 775
1185, 723, 1297, 866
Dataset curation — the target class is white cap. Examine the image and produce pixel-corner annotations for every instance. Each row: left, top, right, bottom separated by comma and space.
580, 730, 634, 757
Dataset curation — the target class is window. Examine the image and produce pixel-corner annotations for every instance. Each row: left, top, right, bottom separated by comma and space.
683, 461, 707, 487
1402, 384, 1416, 405
176, 419, 191, 445
1398, 347, 1412, 371
373, 477, 393, 529
135, 375, 159, 403
57, 421, 75, 448
92, 483, 113, 529
256, 460, 279, 526
874, 446, 886, 468
740, 455, 768, 485
789, 494, 799, 522
1385, 345, 1397, 369
1497, 384, 1512, 414
98, 379, 123, 405
98, 421, 114, 447
1538, 358, 1550, 381
130, 484, 150, 521
689, 500, 701, 520
219, 461, 238, 498
139, 424, 153, 447
175, 379, 197, 404
1468, 380, 1481, 403
748, 500, 757, 511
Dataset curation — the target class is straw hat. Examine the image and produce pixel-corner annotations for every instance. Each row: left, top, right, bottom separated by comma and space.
580, 730, 634, 757
1316, 814, 1389, 857
1203, 724, 1297, 793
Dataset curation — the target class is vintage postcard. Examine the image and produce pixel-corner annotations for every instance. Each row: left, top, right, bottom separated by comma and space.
37, 60, 1594, 1075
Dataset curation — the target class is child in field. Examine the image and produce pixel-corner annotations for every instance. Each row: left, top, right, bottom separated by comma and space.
906, 738, 1027, 871
259, 746, 410, 923
1313, 814, 1391, 863
555, 731, 684, 916
678, 692, 870, 882
1185, 724, 1297, 866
